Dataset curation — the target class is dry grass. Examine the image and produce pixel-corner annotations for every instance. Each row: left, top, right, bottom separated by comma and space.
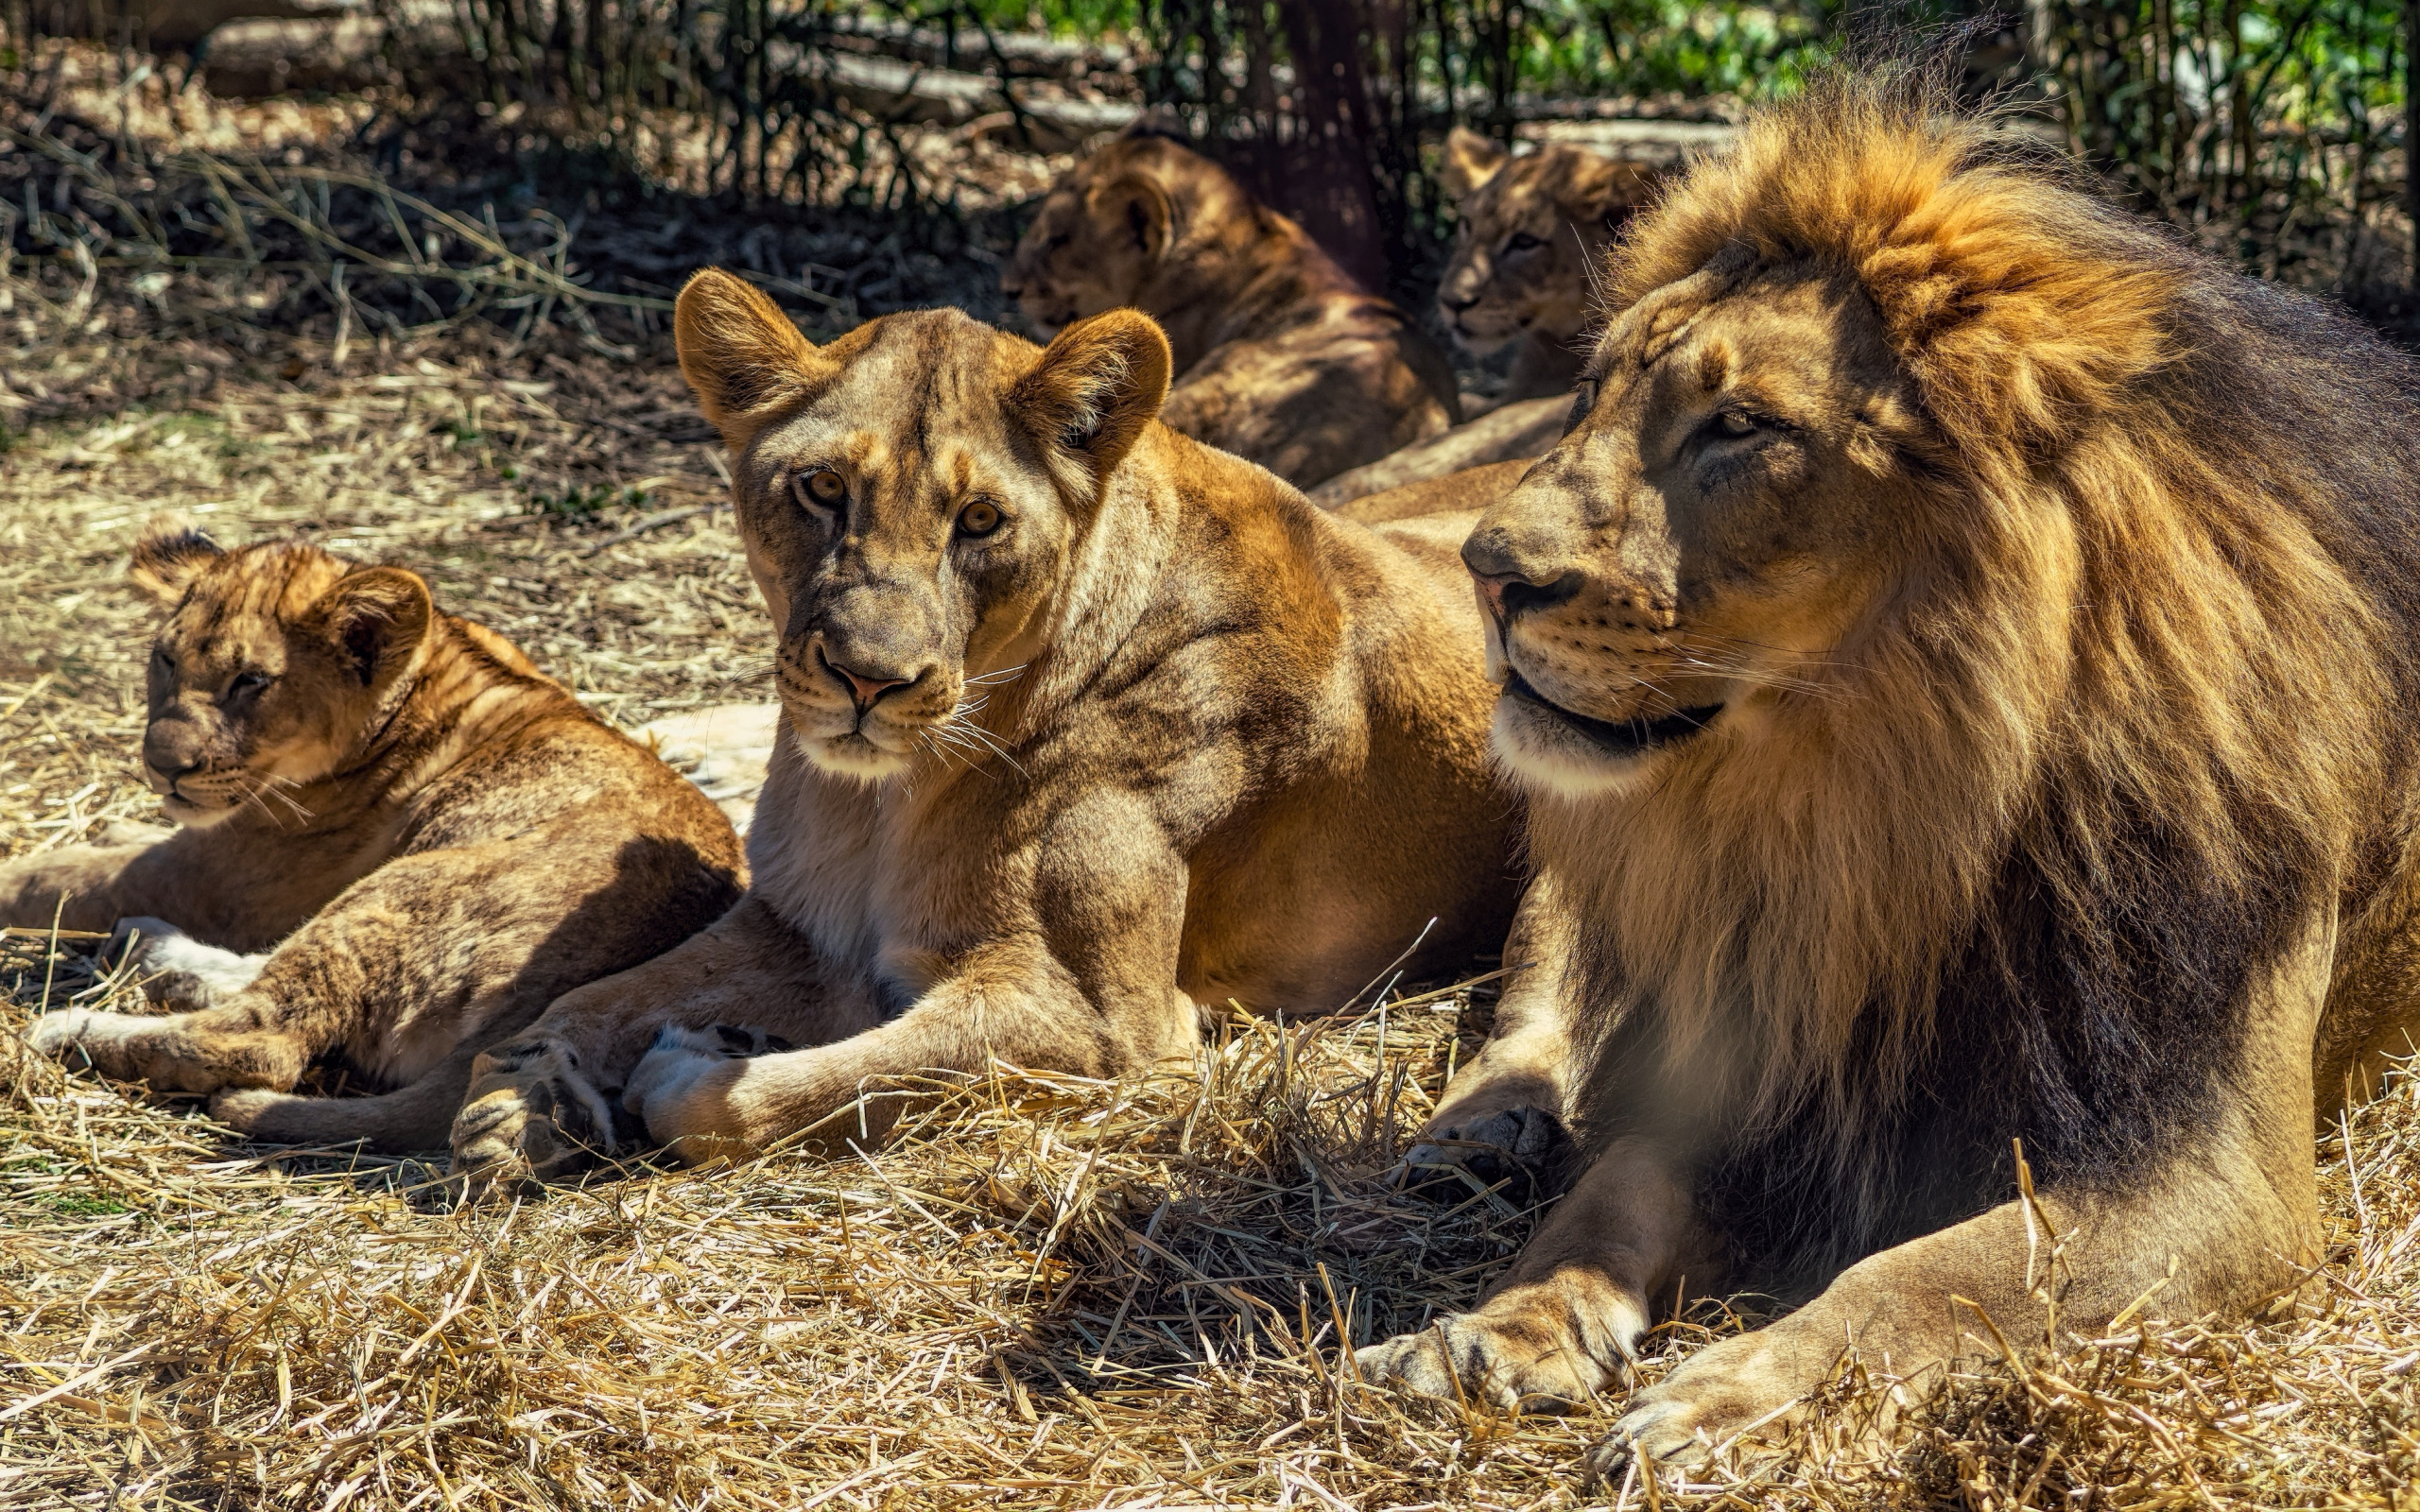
3, 59, 2419, 1512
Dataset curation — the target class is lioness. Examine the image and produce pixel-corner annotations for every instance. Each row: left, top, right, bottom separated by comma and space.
1358, 75, 2420, 1469
1000, 125, 1461, 490
1436, 127, 1661, 405
445, 271, 1517, 1187
8, 524, 743, 1151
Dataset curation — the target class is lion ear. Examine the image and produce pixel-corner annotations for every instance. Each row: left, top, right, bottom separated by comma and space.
1009, 309, 1172, 486
1101, 174, 1174, 263
674, 268, 830, 442
309, 567, 434, 688
129, 513, 224, 605
1441, 127, 1509, 200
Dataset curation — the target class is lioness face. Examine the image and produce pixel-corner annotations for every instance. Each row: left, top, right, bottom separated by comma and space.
1000, 141, 1177, 339
675, 276, 1174, 785
126, 524, 436, 827
1462, 267, 1927, 797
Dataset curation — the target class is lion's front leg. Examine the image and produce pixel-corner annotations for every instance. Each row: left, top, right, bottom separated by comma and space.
1600, 1126, 2320, 1469
1359, 1136, 1710, 1411
449, 896, 875, 1193
1405, 871, 1584, 1193
621, 936, 1155, 1164
0, 844, 154, 934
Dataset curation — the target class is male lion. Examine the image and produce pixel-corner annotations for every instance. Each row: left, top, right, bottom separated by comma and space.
999, 126, 1461, 490
8, 524, 743, 1151
446, 272, 1518, 1187
1358, 76, 2420, 1470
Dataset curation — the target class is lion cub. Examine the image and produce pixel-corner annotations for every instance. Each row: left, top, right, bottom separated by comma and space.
1002, 124, 1461, 490
444, 271, 1519, 1189
6, 523, 743, 1152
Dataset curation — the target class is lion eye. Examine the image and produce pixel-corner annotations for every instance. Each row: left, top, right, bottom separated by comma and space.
1505, 232, 1547, 253
958, 499, 1004, 538
793, 470, 847, 509
1716, 409, 1760, 438
226, 670, 270, 700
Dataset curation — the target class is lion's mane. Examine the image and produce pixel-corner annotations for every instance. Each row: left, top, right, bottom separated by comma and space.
1550, 70, 2420, 1272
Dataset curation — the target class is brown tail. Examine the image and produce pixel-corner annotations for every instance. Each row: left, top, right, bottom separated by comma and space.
210, 1039, 490, 1155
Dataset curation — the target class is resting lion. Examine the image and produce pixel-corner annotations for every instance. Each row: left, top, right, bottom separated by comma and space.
443, 270, 1519, 1188
7, 523, 743, 1152
1357, 75, 2420, 1469
999, 125, 1461, 490
1436, 127, 1662, 405
1308, 132, 1662, 508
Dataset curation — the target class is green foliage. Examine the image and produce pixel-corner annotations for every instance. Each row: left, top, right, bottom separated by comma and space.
520, 482, 651, 520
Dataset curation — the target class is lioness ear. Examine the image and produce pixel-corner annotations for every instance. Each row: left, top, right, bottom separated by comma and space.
1009, 309, 1172, 485
674, 268, 828, 440
129, 513, 223, 605
1101, 175, 1173, 263
1441, 126, 1509, 200
311, 567, 434, 688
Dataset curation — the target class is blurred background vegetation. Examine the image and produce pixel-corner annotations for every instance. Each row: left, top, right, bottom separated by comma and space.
6, 0, 2415, 329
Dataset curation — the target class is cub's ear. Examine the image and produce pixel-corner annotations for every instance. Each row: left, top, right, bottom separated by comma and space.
1441, 126, 1509, 201
1099, 174, 1173, 264
1009, 309, 1172, 487
128, 514, 224, 605
674, 268, 829, 441
310, 567, 434, 688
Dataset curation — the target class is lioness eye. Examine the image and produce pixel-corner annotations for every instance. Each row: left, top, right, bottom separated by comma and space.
226, 670, 270, 699
793, 470, 846, 509
958, 499, 1003, 538
1717, 409, 1759, 438
1506, 232, 1546, 252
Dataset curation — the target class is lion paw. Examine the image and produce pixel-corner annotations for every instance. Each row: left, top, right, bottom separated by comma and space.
448, 1037, 625, 1200
109, 917, 266, 1008
620, 1024, 791, 1163
1355, 1309, 1623, 1413
1397, 1105, 1574, 1199
1588, 1329, 1813, 1471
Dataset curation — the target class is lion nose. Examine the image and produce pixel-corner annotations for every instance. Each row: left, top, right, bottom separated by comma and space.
142, 726, 205, 782
1463, 532, 1582, 622
819, 649, 913, 712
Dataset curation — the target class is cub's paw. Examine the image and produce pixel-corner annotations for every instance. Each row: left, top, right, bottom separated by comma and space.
448, 1038, 626, 1200
1355, 1308, 1623, 1414
1588, 1329, 1815, 1473
1397, 1105, 1575, 1200
108, 917, 265, 1008
620, 1024, 792, 1164
26, 1007, 98, 1062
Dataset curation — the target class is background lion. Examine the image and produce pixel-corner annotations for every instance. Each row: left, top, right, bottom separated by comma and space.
1435, 127, 1663, 406
1000, 124, 1461, 491
6, 524, 743, 1153
1359, 71, 2420, 1471
447, 271, 1520, 1188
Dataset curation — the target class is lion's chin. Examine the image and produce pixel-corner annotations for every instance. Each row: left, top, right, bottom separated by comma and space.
1491, 674, 1722, 799
795, 730, 915, 785
161, 791, 242, 830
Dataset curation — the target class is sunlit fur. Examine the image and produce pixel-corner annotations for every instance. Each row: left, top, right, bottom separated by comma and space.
1524, 74, 2414, 1218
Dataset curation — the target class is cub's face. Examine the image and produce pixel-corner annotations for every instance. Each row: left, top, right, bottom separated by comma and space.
1462, 266, 1929, 797
1436, 145, 1655, 358
125, 527, 434, 827
674, 275, 1172, 783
